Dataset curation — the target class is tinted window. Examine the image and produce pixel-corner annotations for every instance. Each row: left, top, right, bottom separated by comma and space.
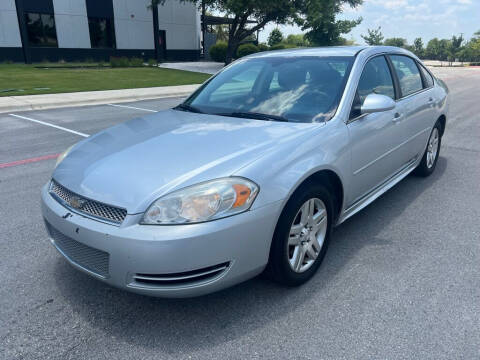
88, 18, 116, 48
390, 55, 423, 97
210, 64, 263, 102
185, 56, 354, 123
419, 63, 434, 88
357, 56, 395, 102
351, 56, 394, 119
25, 13, 58, 47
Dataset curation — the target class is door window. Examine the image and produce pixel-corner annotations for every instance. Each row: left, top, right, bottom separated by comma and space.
351, 56, 395, 118
390, 55, 423, 97
418, 63, 434, 88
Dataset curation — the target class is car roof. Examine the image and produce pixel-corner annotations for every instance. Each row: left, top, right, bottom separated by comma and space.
248, 45, 415, 59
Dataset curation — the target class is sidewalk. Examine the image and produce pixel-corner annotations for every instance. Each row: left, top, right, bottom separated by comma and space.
0, 84, 200, 113
158, 61, 224, 74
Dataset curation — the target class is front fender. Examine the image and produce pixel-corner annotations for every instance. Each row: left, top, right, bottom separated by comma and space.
235, 119, 352, 219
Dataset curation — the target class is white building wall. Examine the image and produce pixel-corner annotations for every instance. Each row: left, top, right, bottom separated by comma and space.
52, 0, 91, 48
113, 0, 154, 50
0, 0, 22, 47
158, 1, 200, 50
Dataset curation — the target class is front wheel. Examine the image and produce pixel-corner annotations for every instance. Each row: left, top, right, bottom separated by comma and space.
413, 122, 442, 177
266, 183, 334, 286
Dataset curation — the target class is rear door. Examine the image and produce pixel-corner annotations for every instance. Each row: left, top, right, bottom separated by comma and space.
347, 55, 407, 204
388, 55, 436, 161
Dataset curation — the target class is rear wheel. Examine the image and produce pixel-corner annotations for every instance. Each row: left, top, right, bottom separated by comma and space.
414, 121, 442, 177
266, 183, 334, 286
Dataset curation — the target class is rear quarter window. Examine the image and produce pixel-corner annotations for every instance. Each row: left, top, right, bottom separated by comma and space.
418, 63, 434, 88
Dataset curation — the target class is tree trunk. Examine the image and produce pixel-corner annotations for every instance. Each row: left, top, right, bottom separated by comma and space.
225, 39, 236, 65
225, 38, 239, 65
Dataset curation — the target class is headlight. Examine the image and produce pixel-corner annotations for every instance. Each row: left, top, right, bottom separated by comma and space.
142, 177, 259, 224
55, 145, 74, 168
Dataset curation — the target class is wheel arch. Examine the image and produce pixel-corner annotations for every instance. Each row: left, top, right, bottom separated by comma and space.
283, 168, 345, 225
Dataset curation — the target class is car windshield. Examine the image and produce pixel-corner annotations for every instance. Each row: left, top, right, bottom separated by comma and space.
180, 55, 354, 123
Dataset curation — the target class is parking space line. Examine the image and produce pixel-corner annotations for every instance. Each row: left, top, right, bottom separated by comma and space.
107, 103, 157, 112
9, 114, 89, 137
0, 153, 59, 169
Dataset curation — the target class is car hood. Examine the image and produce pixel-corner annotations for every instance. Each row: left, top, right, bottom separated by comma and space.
53, 109, 314, 214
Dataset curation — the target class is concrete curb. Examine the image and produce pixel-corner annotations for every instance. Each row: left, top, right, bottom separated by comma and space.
0, 84, 200, 113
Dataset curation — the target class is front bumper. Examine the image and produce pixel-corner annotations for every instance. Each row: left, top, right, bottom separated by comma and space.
41, 184, 282, 297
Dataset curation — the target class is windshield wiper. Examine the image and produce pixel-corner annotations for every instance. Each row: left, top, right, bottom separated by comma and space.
219, 111, 289, 122
174, 103, 203, 114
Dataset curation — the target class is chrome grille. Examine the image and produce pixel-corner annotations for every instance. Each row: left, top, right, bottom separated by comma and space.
46, 222, 109, 277
49, 180, 127, 224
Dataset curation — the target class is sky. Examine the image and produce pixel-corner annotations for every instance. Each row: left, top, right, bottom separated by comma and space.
258, 0, 480, 45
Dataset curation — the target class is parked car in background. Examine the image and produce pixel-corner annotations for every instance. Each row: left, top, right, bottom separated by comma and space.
42, 46, 449, 297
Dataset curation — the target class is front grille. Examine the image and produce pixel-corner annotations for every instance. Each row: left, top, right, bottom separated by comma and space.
46, 222, 110, 278
132, 262, 230, 287
50, 180, 127, 224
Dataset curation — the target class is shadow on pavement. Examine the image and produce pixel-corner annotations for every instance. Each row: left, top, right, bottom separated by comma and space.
54, 157, 447, 354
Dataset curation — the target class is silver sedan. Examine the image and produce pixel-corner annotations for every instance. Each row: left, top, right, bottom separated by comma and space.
41, 46, 449, 297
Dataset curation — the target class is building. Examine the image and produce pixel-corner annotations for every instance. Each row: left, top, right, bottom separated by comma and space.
0, 0, 202, 63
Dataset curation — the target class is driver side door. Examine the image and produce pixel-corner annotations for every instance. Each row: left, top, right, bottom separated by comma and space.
346, 55, 408, 205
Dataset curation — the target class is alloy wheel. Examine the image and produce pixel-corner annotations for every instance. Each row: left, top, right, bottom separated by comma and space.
426, 127, 439, 168
287, 198, 328, 273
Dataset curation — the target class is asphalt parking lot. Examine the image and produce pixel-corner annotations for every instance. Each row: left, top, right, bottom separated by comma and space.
1, 67, 479, 359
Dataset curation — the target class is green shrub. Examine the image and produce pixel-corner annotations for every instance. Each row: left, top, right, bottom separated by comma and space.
236, 43, 259, 58
269, 43, 297, 51
269, 44, 285, 51
110, 56, 130, 67
209, 42, 228, 63
148, 58, 158, 66
129, 57, 144, 67
257, 43, 269, 52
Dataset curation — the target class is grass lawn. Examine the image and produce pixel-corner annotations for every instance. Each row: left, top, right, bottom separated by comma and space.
0, 64, 211, 97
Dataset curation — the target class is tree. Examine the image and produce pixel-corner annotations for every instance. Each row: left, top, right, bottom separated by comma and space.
412, 37, 424, 58
154, 0, 363, 64
384, 37, 407, 47
301, 0, 363, 46
361, 26, 384, 45
448, 34, 464, 62
202, 0, 306, 63
425, 38, 440, 60
285, 34, 309, 47
268, 28, 284, 46
425, 38, 450, 61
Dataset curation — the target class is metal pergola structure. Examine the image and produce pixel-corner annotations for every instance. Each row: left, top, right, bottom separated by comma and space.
200, 5, 259, 56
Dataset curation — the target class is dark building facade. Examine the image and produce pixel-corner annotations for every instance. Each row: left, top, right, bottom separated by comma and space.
0, 0, 201, 62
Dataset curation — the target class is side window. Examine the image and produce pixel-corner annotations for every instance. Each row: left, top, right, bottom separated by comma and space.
351, 56, 395, 118
390, 55, 423, 97
418, 63, 434, 88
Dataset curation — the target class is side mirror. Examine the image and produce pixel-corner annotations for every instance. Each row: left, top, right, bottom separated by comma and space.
361, 94, 396, 114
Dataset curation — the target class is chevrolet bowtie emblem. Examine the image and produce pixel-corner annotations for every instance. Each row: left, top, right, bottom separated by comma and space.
70, 196, 87, 210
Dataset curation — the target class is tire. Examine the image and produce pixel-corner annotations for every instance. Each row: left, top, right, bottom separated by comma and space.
266, 182, 334, 286
413, 121, 442, 177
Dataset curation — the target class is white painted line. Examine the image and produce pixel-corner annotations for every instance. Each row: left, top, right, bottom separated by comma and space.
9, 114, 89, 138
107, 103, 157, 113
